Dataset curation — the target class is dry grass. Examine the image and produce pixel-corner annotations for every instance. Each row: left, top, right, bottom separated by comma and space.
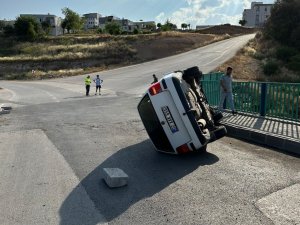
0, 40, 136, 62
215, 33, 300, 83
215, 50, 265, 81
0, 32, 232, 79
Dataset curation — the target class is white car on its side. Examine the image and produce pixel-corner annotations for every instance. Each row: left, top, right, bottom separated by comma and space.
137, 66, 226, 154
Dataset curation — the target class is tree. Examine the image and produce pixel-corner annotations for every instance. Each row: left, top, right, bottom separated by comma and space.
3, 25, 15, 36
105, 22, 121, 35
61, 7, 84, 33
157, 23, 162, 29
0, 20, 5, 31
181, 23, 188, 30
161, 20, 176, 31
239, 19, 247, 26
61, 20, 67, 34
14, 16, 42, 40
41, 21, 51, 35
264, 0, 300, 48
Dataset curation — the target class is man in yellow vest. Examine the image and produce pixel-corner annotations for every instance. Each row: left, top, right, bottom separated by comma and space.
85, 75, 92, 96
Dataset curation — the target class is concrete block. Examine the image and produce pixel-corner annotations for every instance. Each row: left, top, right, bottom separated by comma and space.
1, 106, 12, 110
103, 168, 128, 188
0, 109, 10, 115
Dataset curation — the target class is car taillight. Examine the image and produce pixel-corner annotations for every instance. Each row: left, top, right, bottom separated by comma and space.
176, 144, 191, 154
149, 82, 162, 96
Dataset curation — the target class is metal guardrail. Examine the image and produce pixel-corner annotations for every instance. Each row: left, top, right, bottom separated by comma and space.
201, 74, 300, 122
201, 72, 223, 81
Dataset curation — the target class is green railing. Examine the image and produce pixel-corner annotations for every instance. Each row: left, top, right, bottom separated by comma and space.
201, 78, 300, 122
201, 72, 224, 81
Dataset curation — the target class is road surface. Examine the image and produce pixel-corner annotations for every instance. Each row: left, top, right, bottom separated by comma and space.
0, 34, 299, 225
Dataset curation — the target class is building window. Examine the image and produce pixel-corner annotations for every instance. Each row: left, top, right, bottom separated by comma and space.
265, 7, 267, 12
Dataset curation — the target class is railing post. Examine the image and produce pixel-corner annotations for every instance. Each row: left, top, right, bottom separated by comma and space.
260, 83, 267, 117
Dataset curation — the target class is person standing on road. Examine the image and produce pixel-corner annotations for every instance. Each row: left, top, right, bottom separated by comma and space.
151, 74, 158, 84
93, 75, 103, 95
85, 75, 92, 96
219, 66, 236, 115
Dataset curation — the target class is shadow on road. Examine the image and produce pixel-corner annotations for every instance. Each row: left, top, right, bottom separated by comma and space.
59, 139, 219, 224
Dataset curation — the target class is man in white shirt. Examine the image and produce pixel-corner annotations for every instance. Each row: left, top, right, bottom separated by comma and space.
219, 67, 237, 115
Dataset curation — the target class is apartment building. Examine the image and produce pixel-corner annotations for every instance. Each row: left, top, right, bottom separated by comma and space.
242, 2, 273, 27
133, 21, 156, 31
98, 16, 120, 30
89, 14, 155, 33
20, 14, 63, 36
83, 13, 101, 29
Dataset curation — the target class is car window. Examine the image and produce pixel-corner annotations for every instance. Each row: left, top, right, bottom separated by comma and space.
138, 94, 173, 152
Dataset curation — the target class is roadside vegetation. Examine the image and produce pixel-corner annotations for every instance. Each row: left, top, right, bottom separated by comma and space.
0, 18, 253, 80
216, 0, 300, 83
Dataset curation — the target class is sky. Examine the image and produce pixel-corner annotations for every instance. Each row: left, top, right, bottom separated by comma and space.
0, 0, 275, 28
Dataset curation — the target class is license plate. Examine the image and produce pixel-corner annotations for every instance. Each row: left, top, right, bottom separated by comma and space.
161, 106, 178, 133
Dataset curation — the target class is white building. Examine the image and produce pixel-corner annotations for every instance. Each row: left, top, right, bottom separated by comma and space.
98, 16, 120, 30
0, 20, 15, 27
20, 14, 63, 36
133, 21, 156, 31
242, 2, 273, 27
83, 13, 101, 29
98, 15, 155, 33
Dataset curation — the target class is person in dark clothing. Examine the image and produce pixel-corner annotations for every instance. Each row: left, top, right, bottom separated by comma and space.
151, 74, 158, 84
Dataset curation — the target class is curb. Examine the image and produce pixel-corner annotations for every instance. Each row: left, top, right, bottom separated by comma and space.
222, 123, 300, 155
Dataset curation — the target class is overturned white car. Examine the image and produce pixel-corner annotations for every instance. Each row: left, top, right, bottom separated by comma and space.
137, 66, 227, 154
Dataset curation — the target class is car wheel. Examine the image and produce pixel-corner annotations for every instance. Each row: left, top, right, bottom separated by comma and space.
210, 126, 227, 141
198, 144, 207, 153
212, 111, 223, 123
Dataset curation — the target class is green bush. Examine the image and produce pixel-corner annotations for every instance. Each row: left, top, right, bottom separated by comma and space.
3, 25, 15, 36
263, 60, 279, 76
105, 22, 121, 35
287, 54, 300, 72
14, 16, 43, 41
133, 28, 139, 35
97, 28, 103, 34
291, 25, 300, 50
253, 52, 265, 60
264, 0, 300, 47
276, 46, 298, 62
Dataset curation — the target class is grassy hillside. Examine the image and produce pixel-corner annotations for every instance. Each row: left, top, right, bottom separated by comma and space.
0, 24, 257, 80
196, 24, 256, 36
215, 32, 300, 83
0, 32, 231, 80
216, 0, 300, 83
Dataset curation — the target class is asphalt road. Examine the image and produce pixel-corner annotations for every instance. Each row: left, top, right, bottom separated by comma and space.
0, 34, 299, 225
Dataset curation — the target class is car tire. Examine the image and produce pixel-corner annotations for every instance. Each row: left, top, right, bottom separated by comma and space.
210, 126, 227, 142
198, 144, 207, 153
212, 111, 223, 123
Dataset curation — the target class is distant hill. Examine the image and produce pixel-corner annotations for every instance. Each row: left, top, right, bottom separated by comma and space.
195, 24, 257, 36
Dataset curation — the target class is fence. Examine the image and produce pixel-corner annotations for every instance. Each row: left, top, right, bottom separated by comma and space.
201, 73, 300, 122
